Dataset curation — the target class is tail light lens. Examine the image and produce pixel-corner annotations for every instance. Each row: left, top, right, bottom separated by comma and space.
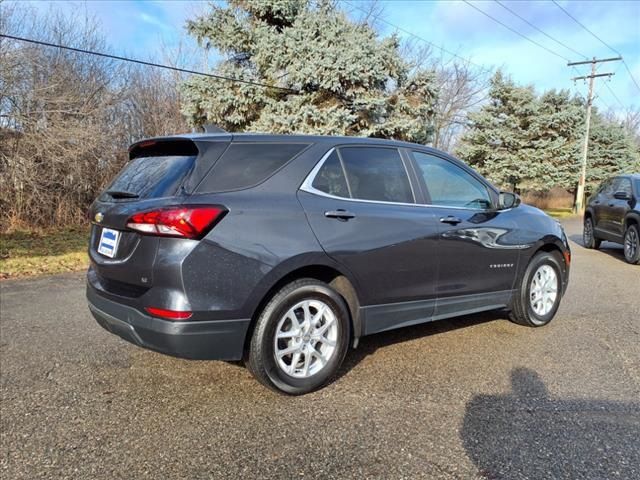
127, 205, 226, 239
145, 307, 192, 320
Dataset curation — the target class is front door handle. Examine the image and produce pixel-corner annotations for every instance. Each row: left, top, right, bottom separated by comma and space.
325, 209, 356, 220
608, 203, 615, 207
440, 216, 462, 225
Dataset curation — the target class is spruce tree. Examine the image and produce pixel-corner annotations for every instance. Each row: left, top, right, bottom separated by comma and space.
181, 0, 438, 142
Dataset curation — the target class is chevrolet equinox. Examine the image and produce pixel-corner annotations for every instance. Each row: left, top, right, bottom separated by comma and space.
87, 133, 571, 394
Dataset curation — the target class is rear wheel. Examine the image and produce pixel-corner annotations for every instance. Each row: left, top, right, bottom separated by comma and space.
509, 251, 564, 327
623, 224, 640, 264
583, 217, 601, 249
247, 279, 350, 395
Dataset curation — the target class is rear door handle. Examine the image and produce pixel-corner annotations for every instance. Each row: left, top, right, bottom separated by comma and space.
325, 209, 356, 220
440, 216, 462, 225
608, 203, 615, 207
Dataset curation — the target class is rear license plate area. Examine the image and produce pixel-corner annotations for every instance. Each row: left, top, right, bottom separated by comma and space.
97, 228, 121, 258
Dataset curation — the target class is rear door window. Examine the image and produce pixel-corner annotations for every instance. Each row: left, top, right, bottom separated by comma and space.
197, 143, 309, 192
338, 147, 414, 203
103, 155, 196, 200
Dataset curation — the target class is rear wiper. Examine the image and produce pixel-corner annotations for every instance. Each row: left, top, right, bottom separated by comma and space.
105, 190, 139, 199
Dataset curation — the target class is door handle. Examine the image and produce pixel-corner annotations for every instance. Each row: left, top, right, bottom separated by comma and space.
325, 209, 356, 220
594, 200, 601, 204
440, 216, 462, 225
608, 203, 615, 207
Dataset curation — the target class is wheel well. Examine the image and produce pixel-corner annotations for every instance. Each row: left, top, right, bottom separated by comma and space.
243, 265, 361, 355
625, 216, 638, 229
535, 243, 568, 272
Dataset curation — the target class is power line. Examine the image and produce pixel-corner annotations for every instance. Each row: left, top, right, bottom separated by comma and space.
551, 0, 618, 54
0, 33, 299, 94
342, 0, 493, 74
551, 0, 640, 94
494, 0, 588, 60
462, 0, 570, 62
603, 80, 625, 109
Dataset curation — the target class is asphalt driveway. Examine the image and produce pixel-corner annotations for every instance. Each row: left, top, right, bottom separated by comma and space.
1, 218, 638, 479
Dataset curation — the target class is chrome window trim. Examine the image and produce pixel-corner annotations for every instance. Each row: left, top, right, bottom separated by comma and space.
299, 147, 493, 212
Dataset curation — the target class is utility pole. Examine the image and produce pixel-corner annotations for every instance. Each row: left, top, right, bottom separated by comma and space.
568, 56, 621, 214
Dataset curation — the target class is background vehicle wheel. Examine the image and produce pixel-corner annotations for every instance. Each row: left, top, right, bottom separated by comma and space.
583, 217, 600, 249
623, 224, 640, 264
246, 278, 350, 395
509, 251, 564, 327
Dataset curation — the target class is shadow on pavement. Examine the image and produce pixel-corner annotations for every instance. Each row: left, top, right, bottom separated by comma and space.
460, 367, 639, 479
568, 233, 626, 262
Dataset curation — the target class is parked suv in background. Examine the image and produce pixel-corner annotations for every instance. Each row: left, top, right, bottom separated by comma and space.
583, 174, 640, 264
87, 133, 571, 394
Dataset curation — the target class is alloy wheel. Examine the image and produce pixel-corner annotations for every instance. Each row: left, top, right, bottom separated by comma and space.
583, 219, 594, 246
273, 299, 338, 378
529, 265, 558, 317
624, 227, 638, 261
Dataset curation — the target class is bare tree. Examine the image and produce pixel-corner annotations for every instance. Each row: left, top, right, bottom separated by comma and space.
0, 4, 189, 230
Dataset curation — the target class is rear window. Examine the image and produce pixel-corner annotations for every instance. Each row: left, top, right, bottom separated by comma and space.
102, 155, 196, 200
197, 143, 309, 192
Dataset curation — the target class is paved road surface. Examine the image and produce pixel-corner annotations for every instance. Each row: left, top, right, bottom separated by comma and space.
1, 218, 638, 479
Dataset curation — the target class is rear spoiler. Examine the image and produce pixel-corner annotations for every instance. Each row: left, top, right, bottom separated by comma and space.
128, 138, 199, 161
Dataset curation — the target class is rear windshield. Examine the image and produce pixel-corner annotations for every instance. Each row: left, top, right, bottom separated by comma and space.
197, 143, 309, 192
102, 155, 196, 200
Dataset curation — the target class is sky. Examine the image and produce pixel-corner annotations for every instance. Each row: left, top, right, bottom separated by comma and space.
9, 0, 640, 112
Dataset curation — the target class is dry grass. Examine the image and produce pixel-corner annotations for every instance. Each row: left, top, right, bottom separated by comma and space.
543, 208, 575, 219
0, 227, 89, 280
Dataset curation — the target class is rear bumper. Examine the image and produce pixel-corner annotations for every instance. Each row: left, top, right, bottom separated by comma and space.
87, 283, 250, 361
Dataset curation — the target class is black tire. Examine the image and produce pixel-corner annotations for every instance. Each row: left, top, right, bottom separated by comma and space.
623, 224, 640, 264
509, 251, 564, 327
583, 217, 601, 249
246, 278, 350, 395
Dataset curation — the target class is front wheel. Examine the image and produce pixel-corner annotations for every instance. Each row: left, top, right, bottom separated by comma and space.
623, 224, 640, 264
509, 251, 565, 327
583, 217, 601, 249
246, 279, 350, 395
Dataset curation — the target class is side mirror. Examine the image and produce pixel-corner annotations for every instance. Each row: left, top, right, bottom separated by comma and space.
499, 191, 521, 210
613, 191, 631, 201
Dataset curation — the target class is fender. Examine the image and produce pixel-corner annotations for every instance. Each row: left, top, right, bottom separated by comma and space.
240, 251, 366, 342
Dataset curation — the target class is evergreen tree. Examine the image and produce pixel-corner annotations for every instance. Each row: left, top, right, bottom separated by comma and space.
587, 116, 640, 191
457, 72, 640, 192
528, 89, 583, 191
181, 0, 438, 142
456, 72, 539, 190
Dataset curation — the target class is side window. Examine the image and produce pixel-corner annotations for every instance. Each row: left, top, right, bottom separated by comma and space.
617, 178, 632, 196
412, 152, 493, 210
338, 147, 414, 203
311, 151, 350, 198
601, 179, 616, 197
197, 143, 308, 192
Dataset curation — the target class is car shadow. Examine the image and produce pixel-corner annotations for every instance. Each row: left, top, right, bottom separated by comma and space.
568, 233, 626, 262
460, 367, 639, 479
337, 310, 502, 378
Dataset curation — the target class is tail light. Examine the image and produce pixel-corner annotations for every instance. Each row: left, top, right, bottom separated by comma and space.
145, 307, 192, 320
126, 205, 226, 239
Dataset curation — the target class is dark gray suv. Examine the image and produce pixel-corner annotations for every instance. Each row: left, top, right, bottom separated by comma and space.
87, 133, 571, 394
